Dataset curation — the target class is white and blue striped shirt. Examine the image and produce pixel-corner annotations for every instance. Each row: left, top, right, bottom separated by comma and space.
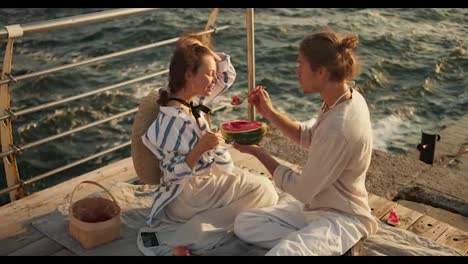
142, 52, 236, 225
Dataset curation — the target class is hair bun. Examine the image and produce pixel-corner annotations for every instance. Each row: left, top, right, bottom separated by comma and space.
157, 88, 170, 105
339, 34, 359, 52
158, 88, 168, 96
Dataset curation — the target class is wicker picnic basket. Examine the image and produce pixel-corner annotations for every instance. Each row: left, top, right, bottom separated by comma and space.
68, 181, 121, 249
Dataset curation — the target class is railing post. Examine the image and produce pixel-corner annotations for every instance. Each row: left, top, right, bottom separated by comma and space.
204, 8, 220, 129
202, 8, 220, 46
246, 8, 256, 121
0, 37, 23, 202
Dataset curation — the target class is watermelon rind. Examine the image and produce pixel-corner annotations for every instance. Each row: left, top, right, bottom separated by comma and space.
387, 218, 400, 226
221, 121, 268, 145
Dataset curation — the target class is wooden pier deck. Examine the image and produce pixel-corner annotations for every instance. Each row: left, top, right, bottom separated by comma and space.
0, 148, 467, 256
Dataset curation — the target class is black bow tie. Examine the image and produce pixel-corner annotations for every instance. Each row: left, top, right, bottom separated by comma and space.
168, 97, 211, 119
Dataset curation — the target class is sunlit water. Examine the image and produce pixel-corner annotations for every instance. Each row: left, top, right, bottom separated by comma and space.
0, 8, 466, 203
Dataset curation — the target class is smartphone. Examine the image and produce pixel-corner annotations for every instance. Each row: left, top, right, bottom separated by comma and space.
141, 232, 159, 247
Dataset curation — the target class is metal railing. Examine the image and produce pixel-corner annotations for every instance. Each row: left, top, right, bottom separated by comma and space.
0, 141, 131, 196
0, 70, 169, 121
0, 8, 242, 202
1, 108, 139, 159
0, 8, 157, 39
0, 25, 228, 86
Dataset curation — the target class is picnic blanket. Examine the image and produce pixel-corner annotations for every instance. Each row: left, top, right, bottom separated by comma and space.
32, 181, 464, 256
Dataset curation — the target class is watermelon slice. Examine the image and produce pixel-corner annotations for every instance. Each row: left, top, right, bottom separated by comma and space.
231, 96, 241, 106
221, 120, 267, 145
387, 208, 400, 226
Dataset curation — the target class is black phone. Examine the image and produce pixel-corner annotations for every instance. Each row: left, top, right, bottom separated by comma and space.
141, 232, 159, 247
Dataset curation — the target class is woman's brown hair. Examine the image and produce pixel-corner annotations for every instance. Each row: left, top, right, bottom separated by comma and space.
157, 36, 214, 105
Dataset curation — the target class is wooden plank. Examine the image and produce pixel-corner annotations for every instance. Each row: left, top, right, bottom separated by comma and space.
51, 248, 76, 256
0, 223, 44, 255
397, 200, 432, 215
368, 194, 396, 219
380, 203, 427, 230
435, 226, 468, 254
0, 157, 138, 239
0, 222, 29, 242
407, 215, 450, 241
398, 200, 468, 233
8, 237, 64, 256
425, 206, 468, 233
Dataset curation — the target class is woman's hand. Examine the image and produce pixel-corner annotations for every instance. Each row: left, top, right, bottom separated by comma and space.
187, 129, 222, 169
248, 86, 275, 119
197, 130, 222, 153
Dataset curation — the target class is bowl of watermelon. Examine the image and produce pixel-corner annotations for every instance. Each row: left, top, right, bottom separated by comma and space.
220, 120, 268, 145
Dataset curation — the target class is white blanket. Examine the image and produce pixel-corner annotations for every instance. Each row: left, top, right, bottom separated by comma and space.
32, 182, 464, 256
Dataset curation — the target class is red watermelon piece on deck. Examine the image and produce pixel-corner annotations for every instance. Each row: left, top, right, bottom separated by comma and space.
173, 245, 191, 256
387, 208, 400, 226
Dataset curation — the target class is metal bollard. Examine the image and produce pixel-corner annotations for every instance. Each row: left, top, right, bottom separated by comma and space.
417, 131, 441, 165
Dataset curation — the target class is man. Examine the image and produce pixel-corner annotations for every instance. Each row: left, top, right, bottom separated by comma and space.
233, 29, 377, 256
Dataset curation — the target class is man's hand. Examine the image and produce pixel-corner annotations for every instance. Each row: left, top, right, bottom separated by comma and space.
248, 86, 275, 120
233, 142, 280, 178
233, 142, 264, 156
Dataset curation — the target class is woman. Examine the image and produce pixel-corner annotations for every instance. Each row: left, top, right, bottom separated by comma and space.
138, 35, 278, 255
233, 29, 378, 255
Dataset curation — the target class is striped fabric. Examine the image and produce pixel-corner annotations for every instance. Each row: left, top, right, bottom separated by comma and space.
142, 52, 236, 225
